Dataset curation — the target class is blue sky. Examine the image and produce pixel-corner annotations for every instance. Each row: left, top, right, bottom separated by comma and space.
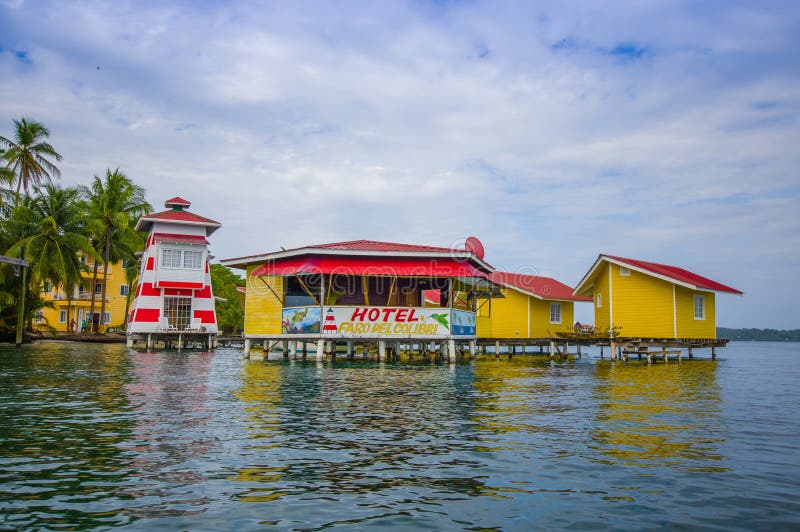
1, 0, 798, 328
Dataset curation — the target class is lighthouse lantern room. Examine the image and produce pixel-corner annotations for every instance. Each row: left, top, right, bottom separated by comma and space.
127, 197, 221, 345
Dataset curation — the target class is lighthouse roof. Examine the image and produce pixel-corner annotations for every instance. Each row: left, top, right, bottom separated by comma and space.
135, 198, 221, 234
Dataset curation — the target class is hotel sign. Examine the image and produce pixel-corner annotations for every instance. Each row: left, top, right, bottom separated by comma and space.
321, 306, 476, 337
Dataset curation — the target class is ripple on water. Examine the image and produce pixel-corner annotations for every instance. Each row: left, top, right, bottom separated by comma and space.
1, 341, 800, 529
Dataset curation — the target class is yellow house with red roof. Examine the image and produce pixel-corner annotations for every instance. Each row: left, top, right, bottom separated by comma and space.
476, 272, 592, 338
573, 254, 742, 339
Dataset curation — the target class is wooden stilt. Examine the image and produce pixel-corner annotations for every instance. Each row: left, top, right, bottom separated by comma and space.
347, 341, 354, 360
711, 346, 716, 360
600, 345, 604, 358
549, 341, 555, 359
469, 340, 476, 360
688, 346, 694, 359
610, 341, 617, 361
289, 341, 297, 360
394, 341, 401, 362
244, 338, 251, 357
448, 339, 456, 363
378, 340, 387, 362
315, 339, 324, 361
662, 346, 668, 363
495, 340, 500, 360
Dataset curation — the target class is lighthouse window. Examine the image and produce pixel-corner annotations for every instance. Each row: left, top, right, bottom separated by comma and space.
161, 248, 203, 270
183, 250, 202, 270
162, 249, 183, 268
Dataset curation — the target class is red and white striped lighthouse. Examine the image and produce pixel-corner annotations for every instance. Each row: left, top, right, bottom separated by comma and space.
127, 197, 221, 338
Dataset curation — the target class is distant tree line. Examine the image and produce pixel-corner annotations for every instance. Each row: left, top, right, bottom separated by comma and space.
718, 327, 800, 342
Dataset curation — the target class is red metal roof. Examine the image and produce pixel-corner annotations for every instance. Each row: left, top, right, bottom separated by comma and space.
140, 209, 221, 226
491, 271, 592, 301
309, 239, 457, 253
152, 232, 209, 245
164, 196, 191, 206
605, 255, 742, 294
250, 255, 489, 278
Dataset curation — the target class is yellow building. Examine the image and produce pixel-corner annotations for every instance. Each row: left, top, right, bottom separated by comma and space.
572, 254, 742, 339
37, 258, 133, 332
477, 271, 591, 338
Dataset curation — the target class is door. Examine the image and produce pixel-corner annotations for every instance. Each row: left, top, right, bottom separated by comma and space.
163, 297, 192, 331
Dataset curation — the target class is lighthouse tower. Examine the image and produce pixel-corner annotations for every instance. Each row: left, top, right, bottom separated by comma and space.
127, 197, 221, 344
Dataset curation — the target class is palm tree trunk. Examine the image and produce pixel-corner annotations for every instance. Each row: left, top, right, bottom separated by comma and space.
123, 285, 132, 332
99, 226, 112, 333
88, 260, 99, 333
66, 293, 72, 334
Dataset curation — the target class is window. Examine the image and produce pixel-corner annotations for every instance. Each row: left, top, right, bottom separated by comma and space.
103, 312, 111, 324
164, 296, 192, 330
120, 285, 130, 296
161, 248, 182, 268
596, 293, 602, 308
161, 248, 202, 270
183, 250, 202, 270
620, 267, 631, 276
43, 281, 52, 293
122, 259, 132, 269
550, 303, 562, 324
59, 310, 67, 323
694, 294, 705, 320
94, 282, 102, 294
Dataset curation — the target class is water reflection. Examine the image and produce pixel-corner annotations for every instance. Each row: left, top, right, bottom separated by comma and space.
590, 360, 726, 472
234, 360, 492, 516
0, 342, 136, 529
117, 350, 215, 519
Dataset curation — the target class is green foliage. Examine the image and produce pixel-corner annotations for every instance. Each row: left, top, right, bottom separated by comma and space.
717, 328, 800, 342
0, 117, 62, 200
210, 264, 244, 333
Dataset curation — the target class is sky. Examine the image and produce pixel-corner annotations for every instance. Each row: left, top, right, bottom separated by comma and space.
1, 0, 798, 328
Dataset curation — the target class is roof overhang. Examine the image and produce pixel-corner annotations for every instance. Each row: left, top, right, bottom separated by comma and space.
244, 255, 491, 279
221, 246, 494, 273
136, 217, 221, 234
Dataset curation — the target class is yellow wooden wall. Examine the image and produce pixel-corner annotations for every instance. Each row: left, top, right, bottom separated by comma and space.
675, 286, 716, 338
610, 263, 674, 338
530, 298, 574, 337
477, 288, 575, 338
244, 269, 283, 335
592, 262, 611, 333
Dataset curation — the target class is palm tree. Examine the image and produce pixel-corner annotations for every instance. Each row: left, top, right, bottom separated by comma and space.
85, 169, 150, 333
0, 118, 62, 202
5, 184, 99, 334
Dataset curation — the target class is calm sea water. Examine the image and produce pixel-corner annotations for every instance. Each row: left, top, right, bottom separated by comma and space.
1, 341, 799, 530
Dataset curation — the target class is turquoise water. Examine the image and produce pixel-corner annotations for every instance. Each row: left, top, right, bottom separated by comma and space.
1, 341, 799, 529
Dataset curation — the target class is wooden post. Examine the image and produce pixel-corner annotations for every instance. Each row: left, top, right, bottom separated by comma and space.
302, 342, 308, 359
495, 340, 500, 360
600, 345, 604, 358
244, 338, 251, 356
711, 346, 717, 360
610, 341, 617, 361
281, 340, 288, 359
662, 346, 667, 363
378, 340, 387, 362
395, 341, 402, 361
688, 346, 694, 359
448, 339, 456, 363
289, 341, 297, 360
549, 341, 555, 359
577, 344, 581, 358
347, 341, 354, 360
469, 340, 476, 360
146, 334, 152, 351
316, 339, 324, 361
178, 334, 183, 352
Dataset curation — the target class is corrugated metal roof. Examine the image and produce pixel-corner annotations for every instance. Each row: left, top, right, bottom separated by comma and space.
152, 232, 209, 245
491, 271, 592, 301
140, 209, 221, 226
309, 239, 457, 253
605, 255, 742, 294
